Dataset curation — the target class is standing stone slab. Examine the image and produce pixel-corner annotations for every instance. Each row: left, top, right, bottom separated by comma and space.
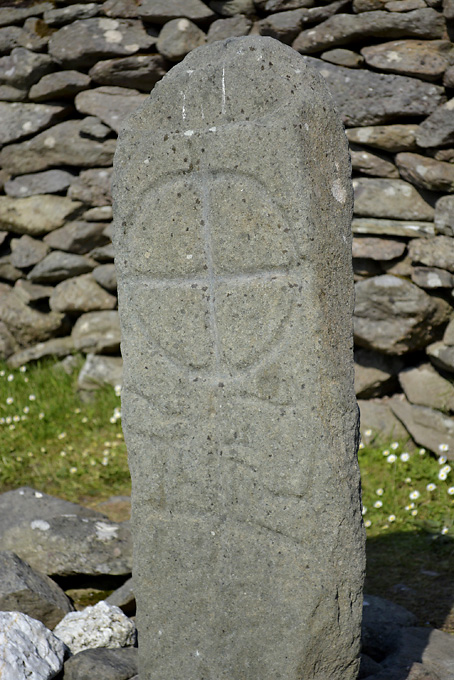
113, 35, 364, 680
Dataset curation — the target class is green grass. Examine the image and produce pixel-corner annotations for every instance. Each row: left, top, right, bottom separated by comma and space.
0, 358, 453, 631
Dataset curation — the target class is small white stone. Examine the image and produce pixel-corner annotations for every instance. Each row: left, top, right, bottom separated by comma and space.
31, 519, 51, 531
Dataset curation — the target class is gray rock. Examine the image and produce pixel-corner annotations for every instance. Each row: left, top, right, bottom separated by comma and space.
21, 17, 54, 51
89, 54, 168, 91
443, 318, 454, 345
416, 99, 454, 148
75, 86, 147, 133
49, 273, 117, 313
83, 206, 113, 221
114, 35, 364, 680
7, 337, 74, 369
156, 18, 206, 62
0, 256, 23, 283
426, 341, 454, 373
105, 577, 135, 615
28, 251, 94, 284
62, 647, 138, 680
207, 15, 252, 42
5, 170, 75, 199
399, 363, 454, 412
0, 102, 67, 146
355, 348, 402, 398
80, 116, 112, 140
0, 119, 116, 175
0, 48, 55, 102
346, 124, 419, 152
29, 70, 91, 102
0, 195, 82, 237
48, 18, 155, 68
385, 0, 427, 9
353, 178, 434, 221
357, 397, 412, 442
292, 9, 445, 53
44, 221, 109, 254
93, 263, 117, 291
14, 279, 53, 304
352, 236, 406, 260
89, 243, 115, 261
259, 9, 310, 43
352, 217, 435, 237
390, 397, 454, 458
10, 235, 50, 269
0, 24, 47, 56
68, 167, 113, 206
102, 0, 140, 19
362, 593, 417, 662
0, 3, 53, 27
435, 196, 454, 236
444, 64, 454, 87
77, 353, 123, 390
361, 39, 454, 81
354, 274, 451, 354
0, 550, 73, 629
411, 266, 454, 288
382, 627, 454, 680
0, 230, 8, 247
350, 147, 399, 178
396, 152, 454, 193
72, 310, 121, 353
0, 611, 67, 680
409, 235, 454, 272
0, 290, 66, 347
44, 2, 100, 26
321, 48, 364, 67
1, 516, 132, 578
210, 0, 255, 14
299, 57, 445, 126
255, 0, 315, 9
138, 0, 215, 23
0, 320, 19, 359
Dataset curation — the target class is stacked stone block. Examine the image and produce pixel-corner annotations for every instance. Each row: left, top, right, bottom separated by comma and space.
0, 0, 453, 455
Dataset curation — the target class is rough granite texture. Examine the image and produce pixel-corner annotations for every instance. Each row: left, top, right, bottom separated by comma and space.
113, 35, 365, 680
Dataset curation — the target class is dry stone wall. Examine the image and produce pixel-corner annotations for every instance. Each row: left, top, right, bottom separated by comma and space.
0, 0, 453, 455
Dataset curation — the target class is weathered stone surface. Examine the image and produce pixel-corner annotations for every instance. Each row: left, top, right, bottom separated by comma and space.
255, 0, 315, 9
0, 102, 67, 146
0, 320, 19, 359
443, 318, 454, 344
385, 0, 427, 10
72, 310, 121, 353
84, 206, 113, 221
396, 152, 454, 192
14, 279, 53, 304
89, 242, 115, 261
207, 15, 252, 42
48, 18, 155, 68
0, 48, 54, 102
321, 48, 364, 67
0, 3, 53, 28
354, 275, 451, 354
352, 217, 435, 237
444, 64, 454, 87
114, 35, 364, 680
390, 397, 454, 458
411, 266, 454, 288
0, 195, 82, 237
292, 9, 445, 53
426, 340, 454, 373
355, 348, 402, 398
75, 86, 147, 133
28, 251, 95, 284
210, 0, 256, 15
350, 146, 399, 178
68, 167, 113, 205
102, 0, 140, 19
0, 256, 22, 282
156, 18, 206, 61
5, 170, 75, 199
54, 601, 135, 654
0, 550, 73, 629
49, 273, 117, 312
259, 8, 310, 43
299, 57, 445, 126
0, 611, 67, 680
0, 120, 116, 175
1, 515, 132, 577
29, 70, 91, 101
89, 54, 168, 91
10, 235, 50, 269
353, 178, 434, 221
435, 195, 454, 236
0, 25, 44, 56
358, 397, 411, 442
432, 148, 454, 163
80, 116, 112, 140
346, 124, 419, 152
44, 2, 100, 26
105, 577, 135, 614
352, 236, 406, 260
78, 353, 123, 390
7, 337, 74, 368
399, 363, 454, 412
44, 221, 109, 254
138, 0, 215, 23
416, 99, 454, 148
62, 647, 138, 680
361, 40, 454, 81
409, 235, 454, 272
93, 263, 117, 291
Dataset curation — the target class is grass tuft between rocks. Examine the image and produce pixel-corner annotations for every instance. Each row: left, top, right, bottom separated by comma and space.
0, 358, 453, 631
